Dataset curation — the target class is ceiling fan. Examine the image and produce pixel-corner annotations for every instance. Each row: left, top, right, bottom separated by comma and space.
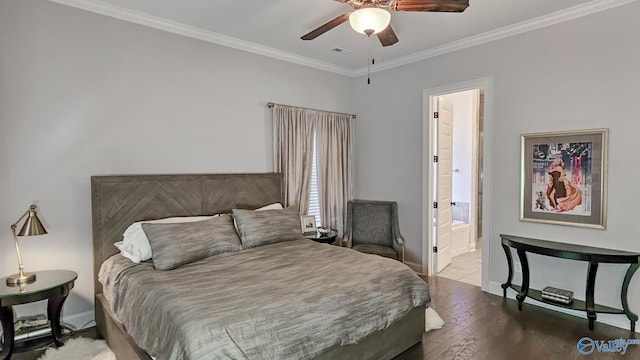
301, 0, 470, 47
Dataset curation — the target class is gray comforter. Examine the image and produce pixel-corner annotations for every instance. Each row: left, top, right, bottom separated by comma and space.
99, 239, 430, 360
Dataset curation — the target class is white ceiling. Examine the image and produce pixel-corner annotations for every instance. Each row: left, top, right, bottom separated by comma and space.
50, 0, 637, 75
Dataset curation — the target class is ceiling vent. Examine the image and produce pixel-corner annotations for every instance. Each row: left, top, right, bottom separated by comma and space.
331, 47, 352, 54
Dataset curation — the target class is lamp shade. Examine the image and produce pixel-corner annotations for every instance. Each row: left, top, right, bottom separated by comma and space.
17, 206, 47, 236
349, 8, 391, 35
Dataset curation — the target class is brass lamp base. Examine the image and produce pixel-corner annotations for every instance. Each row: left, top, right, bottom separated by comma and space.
6, 272, 36, 286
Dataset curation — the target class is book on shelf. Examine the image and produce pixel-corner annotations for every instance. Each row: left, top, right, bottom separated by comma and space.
541, 286, 573, 305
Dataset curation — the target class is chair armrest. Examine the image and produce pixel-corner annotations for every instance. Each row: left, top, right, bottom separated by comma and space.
390, 201, 404, 262
393, 234, 405, 263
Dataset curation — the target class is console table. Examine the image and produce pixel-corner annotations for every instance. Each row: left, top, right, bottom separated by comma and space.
500, 234, 639, 331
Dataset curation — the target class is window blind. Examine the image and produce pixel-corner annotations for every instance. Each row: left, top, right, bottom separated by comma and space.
308, 132, 322, 227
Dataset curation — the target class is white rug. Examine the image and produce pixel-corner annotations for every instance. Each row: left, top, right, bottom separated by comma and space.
425, 307, 445, 332
37, 337, 116, 360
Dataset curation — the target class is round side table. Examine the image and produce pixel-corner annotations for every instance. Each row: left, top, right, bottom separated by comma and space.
0, 270, 77, 360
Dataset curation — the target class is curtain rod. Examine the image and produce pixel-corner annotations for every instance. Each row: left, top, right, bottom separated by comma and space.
267, 102, 356, 119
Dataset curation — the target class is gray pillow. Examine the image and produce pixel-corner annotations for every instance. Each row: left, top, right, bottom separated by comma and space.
232, 207, 303, 249
142, 214, 241, 270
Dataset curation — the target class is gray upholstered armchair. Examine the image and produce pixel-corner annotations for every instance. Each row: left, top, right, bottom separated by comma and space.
343, 200, 404, 262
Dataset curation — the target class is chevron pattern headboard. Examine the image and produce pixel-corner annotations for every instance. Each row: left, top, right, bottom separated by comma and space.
91, 173, 283, 294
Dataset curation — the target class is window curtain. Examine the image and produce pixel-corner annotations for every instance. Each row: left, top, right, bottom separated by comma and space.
272, 105, 315, 214
316, 112, 353, 239
272, 104, 354, 236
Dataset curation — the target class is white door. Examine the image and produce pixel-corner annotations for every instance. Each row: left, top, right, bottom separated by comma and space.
436, 99, 454, 273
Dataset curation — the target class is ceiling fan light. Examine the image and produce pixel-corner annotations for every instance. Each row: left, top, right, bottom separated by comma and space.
349, 8, 391, 35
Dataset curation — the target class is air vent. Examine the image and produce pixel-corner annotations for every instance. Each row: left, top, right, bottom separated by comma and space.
331, 47, 351, 54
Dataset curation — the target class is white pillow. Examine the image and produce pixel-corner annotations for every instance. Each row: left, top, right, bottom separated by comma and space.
256, 203, 284, 211
117, 216, 216, 263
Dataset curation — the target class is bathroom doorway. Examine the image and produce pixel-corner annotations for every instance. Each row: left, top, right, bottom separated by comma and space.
430, 89, 484, 287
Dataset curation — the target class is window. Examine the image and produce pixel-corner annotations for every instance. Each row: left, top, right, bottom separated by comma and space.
272, 104, 352, 234
308, 132, 322, 227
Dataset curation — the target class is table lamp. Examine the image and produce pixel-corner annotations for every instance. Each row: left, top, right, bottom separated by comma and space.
7, 204, 47, 286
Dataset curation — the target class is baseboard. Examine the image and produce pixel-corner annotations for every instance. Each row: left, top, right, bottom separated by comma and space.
489, 281, 639, 333
64, 310, 95, 330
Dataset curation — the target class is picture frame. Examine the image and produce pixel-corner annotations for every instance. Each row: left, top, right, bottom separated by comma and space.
520, 128, 608, 229
300, 215, 317, 234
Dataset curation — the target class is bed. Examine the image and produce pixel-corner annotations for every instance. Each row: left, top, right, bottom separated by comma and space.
91, 173, 429, 360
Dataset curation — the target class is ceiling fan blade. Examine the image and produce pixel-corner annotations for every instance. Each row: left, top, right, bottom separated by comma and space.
393, 0, 470, 12
301, 13, 351, 40
377, 25, 399, 47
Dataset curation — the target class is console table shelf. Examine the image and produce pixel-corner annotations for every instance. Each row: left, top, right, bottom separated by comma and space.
500, 234, 640, 331
508, 285, 626, 314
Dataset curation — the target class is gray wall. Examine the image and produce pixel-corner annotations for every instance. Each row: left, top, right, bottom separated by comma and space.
353, 1, 640, 328
3, 0, 640, 331
0, 0, 353, 321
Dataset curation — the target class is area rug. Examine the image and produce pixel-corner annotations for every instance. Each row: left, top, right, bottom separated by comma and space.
37, 337, 115, 360
425, 307, 445, 332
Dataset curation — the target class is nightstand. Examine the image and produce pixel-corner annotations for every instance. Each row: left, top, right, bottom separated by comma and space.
306, 229, 338, 244
0, 270, 77, 359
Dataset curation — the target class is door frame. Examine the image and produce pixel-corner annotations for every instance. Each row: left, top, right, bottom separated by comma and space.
422, 77, 494, 292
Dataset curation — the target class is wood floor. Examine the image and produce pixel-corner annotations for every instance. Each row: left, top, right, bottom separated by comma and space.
8, 276, 639, 359
396, 276, 639, 360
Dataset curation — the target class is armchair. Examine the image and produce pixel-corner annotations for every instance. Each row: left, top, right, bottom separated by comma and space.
343, 200, 404, 262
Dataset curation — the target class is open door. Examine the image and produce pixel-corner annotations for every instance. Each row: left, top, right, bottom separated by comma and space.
435, 99, 453, 273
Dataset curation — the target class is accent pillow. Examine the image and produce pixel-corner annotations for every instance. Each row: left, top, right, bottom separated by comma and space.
118, 215, 216, 263
232, 207, 302, 249
142, 214, 241, 270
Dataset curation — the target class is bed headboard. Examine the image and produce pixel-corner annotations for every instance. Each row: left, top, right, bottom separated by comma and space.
91, 173, 283, 294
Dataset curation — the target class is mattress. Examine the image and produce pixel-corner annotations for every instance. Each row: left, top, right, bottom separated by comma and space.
99, 239, 430, 360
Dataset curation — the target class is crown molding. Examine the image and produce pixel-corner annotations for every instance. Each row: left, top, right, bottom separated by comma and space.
48, 0, 354, 76
50, 0, 638, 78
353, 0, 639, 76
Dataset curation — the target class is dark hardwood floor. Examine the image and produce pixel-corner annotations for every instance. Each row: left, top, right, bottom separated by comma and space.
8, 276, 638, 359
396, 276, 639, 360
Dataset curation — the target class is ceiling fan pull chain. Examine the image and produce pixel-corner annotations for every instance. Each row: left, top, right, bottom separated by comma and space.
367, 38, 371, 84
367, 36, 375, 85
372, 37, 376, 65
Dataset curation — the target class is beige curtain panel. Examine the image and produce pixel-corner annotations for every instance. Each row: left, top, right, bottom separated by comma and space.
316, 112, 353, 238
272, 104, 353, 235
273, 105, 315, 214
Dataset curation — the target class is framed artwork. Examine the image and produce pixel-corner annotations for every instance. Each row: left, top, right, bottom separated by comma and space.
520, 129, 608, 229
300, 215, 317, 234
